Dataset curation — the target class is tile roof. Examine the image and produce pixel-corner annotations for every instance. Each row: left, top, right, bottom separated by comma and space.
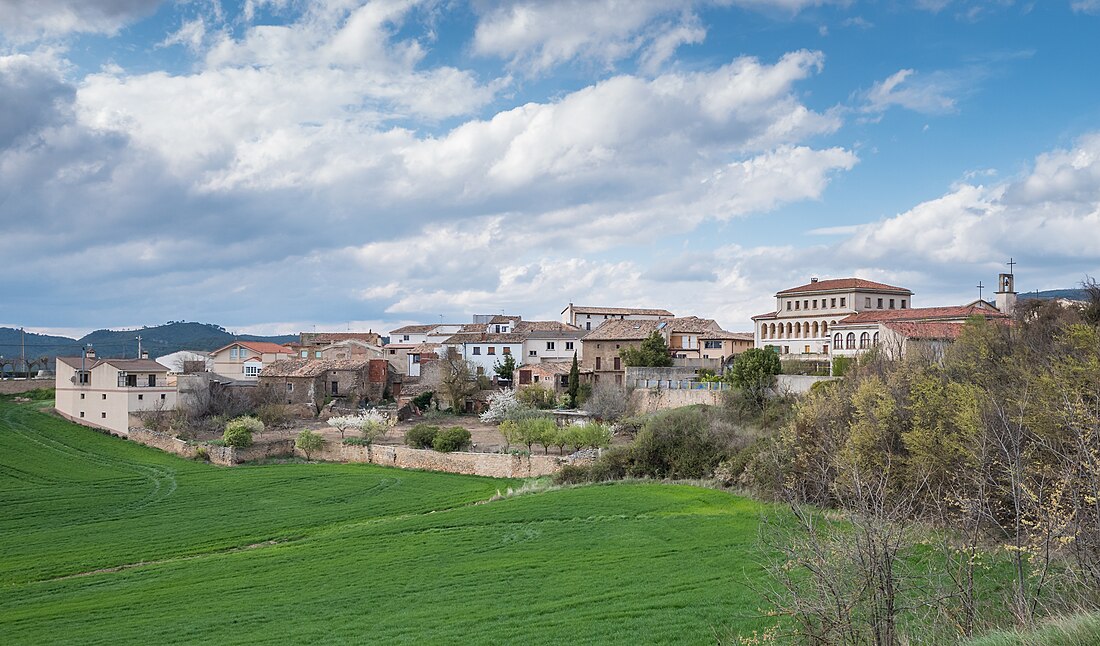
259, 358, 371, 378
57, 357, 168, 372
581, 317, 720, 341
751, 311, 778, 321
883, 321, 967, 340
300, 332, 382, 345
212, 340, 292, 355
488, 315, 522, 324
442, 332, 527, 344
700, 331, 755, 341
409, 343, 441, 354
520, 362, 572, 378
564, 304, 675, 316
777, 278, 912, 296
389, 324, 438, 335
513, 321, 584, 338
836, 303, 1008, 325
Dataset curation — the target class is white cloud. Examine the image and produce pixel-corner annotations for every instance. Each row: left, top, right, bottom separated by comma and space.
1073, 1, 1100, 14
0, 0, 160, 41
860, 68, 964, 115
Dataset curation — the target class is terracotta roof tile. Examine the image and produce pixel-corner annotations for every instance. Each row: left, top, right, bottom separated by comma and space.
582, 317, 719, 341
389, 324, 438, 335
442, 332, 527, 344
883, 321, 967, 340
837, 304, 1008, 325
777, 278, 912, 296
259, 358, 371, 378
564, 305, 674, 316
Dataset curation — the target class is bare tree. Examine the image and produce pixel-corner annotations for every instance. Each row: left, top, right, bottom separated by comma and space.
438, 348, 479, 412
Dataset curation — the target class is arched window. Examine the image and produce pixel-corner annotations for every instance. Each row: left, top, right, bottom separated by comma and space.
834, 333, 843, 348
771, 323, 777, 338
859, 332, 870, 349
812, 321, 820, 337
846, 333, 856, 349
760, 325, 767, 339
873, 332, 880, 346
787, 322, 794, 337
821, 321, 828, 335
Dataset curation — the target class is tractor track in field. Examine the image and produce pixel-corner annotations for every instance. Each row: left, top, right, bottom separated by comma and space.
0, 403, 178, 520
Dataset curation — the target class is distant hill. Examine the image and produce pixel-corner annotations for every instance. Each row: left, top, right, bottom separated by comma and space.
1020, 288, 1089, 302
0, 322, 298, 369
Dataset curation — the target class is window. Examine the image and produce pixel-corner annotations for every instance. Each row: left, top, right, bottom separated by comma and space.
840, 297, 846, 307
80, 393, 85, 400
877, 298, 883, 309
565, 342, 574, 350
77, 371, 90, 384
494, 325, 501, 333
533, 376, 540, 383
595, 357, 602, 370
586, 322, 591, 330
239, 348, 248, 358
503, 347, 511, 355
546, 342, 555, 350
873, 332, 880, 345
138, 394, 143, 400
102, 394, 107, 400
529, 350, 537, 357
613, 357, 621, 370
315, 351, 322, 358
805, 345, 811, 353
79, 412, 84, 418
704, 340, 722, 349
889, 298, 895, 309
865, 297, 872, 308
125, 374, 137, 387
487, 347, 496, 355
148, 374, 156, 387
161, 394, 166, 400
101, 412, 107, 419
301, 350, 308, 358
901, 300, 907, 309
287, 383, 293, 393
812, 299, 818, 309
831, 298, 836, 308
403, 335, 410, 341
389, 349, 396, 355
795, 301, 800, 310
244, 364, 261, 377
804, 300, 809, 309
860, 332, 870, 349
230, 347, 239, 359
846, 333, 856, 349
834, 333, 843, 348
786, 302, 792, 310
472, 347, 481, 355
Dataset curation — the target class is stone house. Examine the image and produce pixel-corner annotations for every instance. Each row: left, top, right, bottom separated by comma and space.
258, 358, 399, 412
516, 361, 575, 394
580, 316, 726, 384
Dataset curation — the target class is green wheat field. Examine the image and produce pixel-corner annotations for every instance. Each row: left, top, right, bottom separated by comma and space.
0, 396, 775, 645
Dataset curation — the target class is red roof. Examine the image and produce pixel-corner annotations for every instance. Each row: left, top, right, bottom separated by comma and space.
837, 303, 1008, 325
212, 340, 292, 355
883, 321, 966, 340
778, 278, 912, 296
751, 311, 778, 320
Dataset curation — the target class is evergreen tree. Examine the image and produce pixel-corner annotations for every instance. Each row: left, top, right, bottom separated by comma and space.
568, 352, 580, 408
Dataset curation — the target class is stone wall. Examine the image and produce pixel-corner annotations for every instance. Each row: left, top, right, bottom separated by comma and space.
0, 379, 52, 395
304, 442, 581, 478
127, 428, 294, 466
630, 388, 723, 414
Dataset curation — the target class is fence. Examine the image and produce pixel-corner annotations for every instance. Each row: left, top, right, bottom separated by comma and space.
631, 379, 730, 391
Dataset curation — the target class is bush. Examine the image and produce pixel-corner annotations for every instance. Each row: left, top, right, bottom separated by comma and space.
582, 382, 632, 421
831, 355, 853, 377
630, 407, 736, 479
517, 385, 557, 409
295, 429, 325, 459
255, 403, 292, 428
223, 416, 263, 447
405, 424, 440, 449
432, 426, 471, 453
342, 437, 366, 446
411, 390, 434, 410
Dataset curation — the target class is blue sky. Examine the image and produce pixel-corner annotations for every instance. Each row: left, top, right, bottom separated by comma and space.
1, 0, 1099, 339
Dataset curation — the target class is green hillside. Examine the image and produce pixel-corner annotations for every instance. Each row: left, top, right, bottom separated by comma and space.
0, 398, 776, 644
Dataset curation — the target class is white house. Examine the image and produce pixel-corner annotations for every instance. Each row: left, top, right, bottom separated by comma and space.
209, 341, 293, 381
830, 301, 1010, 360
561, 304, 674, 332
439, 332, 525, 377
514, 321, 584, 363
54, 349, 176, 435
752, 278, 915, 356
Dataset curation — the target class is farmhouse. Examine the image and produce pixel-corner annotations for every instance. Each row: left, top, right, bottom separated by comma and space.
54, 348, 176, 435
258, 358, 398, 410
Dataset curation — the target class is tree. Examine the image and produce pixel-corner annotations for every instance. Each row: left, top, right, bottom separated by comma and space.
439, 348, 479, 411
480, 388, 521, 423
567, 352, 580, 408
295, 429, 325, 460
223, 416, 263, 447
327, 415, 358, 440
583, 381, 632, 421
1082, 275, 1100, 326
728, 347, 782, 409
619, 331, 673, 367
493, 353, 518, 382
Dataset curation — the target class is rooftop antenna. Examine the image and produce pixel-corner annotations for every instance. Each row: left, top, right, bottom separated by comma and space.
976, 280, 985, 302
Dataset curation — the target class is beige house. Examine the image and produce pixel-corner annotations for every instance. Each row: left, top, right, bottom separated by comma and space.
54, 349, 176, 435
580, 316, 726, 383
209, 341, 292, 382
698, 331, 755, 365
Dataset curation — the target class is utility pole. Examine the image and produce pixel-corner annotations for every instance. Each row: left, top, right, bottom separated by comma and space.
136, 335, 143, 358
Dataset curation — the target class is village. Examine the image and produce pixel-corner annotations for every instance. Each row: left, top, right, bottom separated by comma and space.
48, 269, 1022, 468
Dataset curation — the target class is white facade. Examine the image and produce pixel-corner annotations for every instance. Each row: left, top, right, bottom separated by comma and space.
522, 336, 580, 363
560, 304, 674, 332
55, 354, 177, 435
441, 338, 524, 376
753, 278, 914, 356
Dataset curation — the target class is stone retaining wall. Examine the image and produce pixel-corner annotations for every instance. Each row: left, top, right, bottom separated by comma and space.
630, 388, 723, 414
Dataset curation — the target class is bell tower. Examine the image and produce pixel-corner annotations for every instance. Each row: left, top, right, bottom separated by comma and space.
995, 258, 1017, 315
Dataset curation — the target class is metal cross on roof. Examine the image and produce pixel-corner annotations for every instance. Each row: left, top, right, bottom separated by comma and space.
977, 281, 985, 301
1007, 257, 1016, 275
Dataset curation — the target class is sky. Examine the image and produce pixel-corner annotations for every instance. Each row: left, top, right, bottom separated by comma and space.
1, 0, 1099, 339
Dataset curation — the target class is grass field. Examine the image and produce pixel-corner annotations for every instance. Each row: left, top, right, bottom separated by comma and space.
0, 397, 778, 644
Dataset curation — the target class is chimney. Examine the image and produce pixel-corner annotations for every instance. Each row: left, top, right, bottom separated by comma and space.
810, 277, 819, 283
85, 346, 96, 359
141, 350, 149, 360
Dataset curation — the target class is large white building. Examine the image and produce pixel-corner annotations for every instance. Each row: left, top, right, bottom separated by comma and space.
752, 278, 914, 356
561, 304, 674, 332
54, 349, 176, 435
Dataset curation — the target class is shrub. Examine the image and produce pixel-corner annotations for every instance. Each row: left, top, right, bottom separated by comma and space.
342, 437, 366, 446
582, 382, 632, 421
630, 407, 736, 479
480, 389, 521, 424
405, 424, 440, 449
517, 385, 557, 409
432, 426, 472, 453
295, 429, 325, 460
831, 355, 853, 377
411, 390, 434, 410
193, 445, 210, 462
223, 416, 262, 447
255, 403, 292, 428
